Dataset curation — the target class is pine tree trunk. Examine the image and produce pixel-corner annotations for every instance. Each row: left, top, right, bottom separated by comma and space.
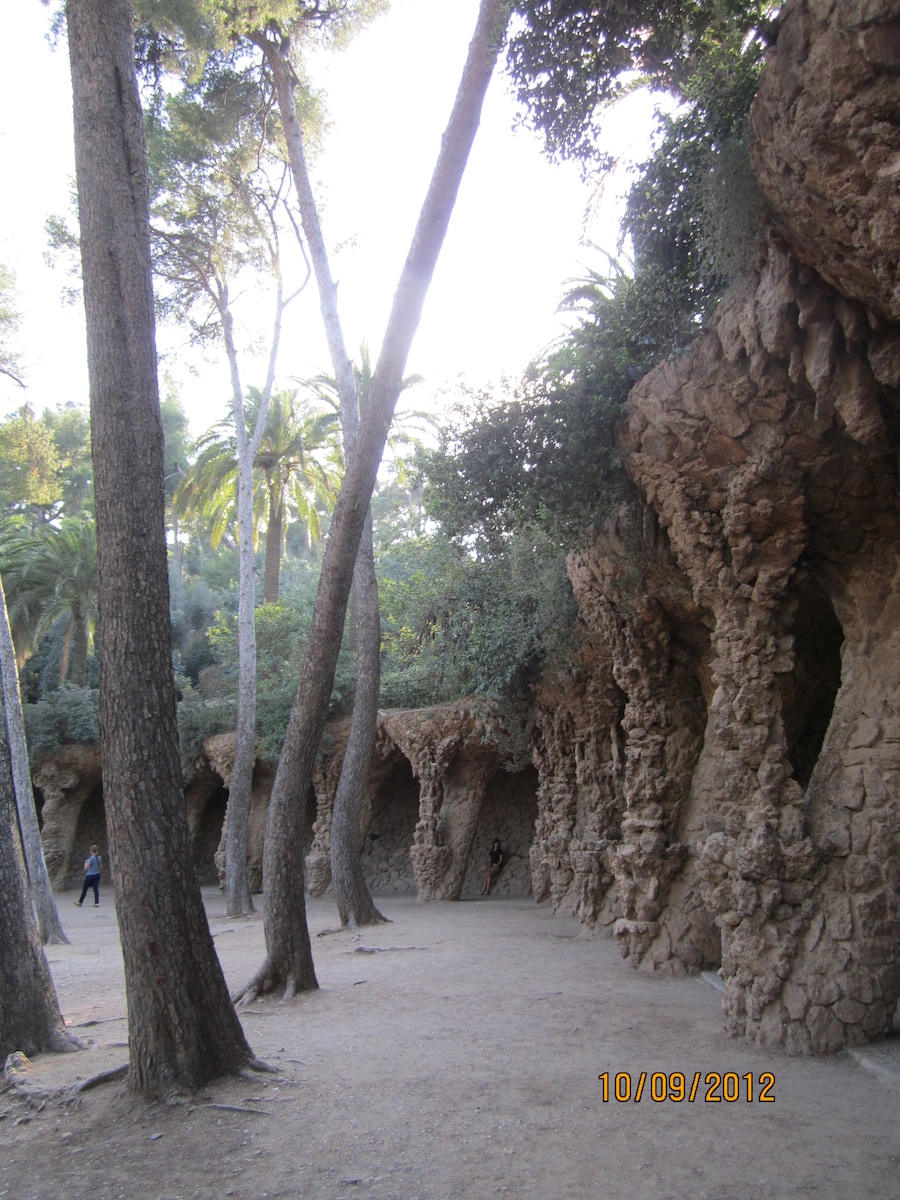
68, 0, 254, 1095
235, 0, 510, 999
223, 302, 257, 918
0, 675, 76, 1060
253, 28, 389, 930
330, 516, 388, 928
0, 576, 68, 946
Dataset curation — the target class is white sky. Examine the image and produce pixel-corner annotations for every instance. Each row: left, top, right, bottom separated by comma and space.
0, 0, 659, 436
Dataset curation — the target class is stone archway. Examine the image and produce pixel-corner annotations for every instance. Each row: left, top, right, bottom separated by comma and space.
783, 572, 844, 790
463, 764, 538, 897
362, 753, 420, 893
192, 785, 228, 885
69, 782, 105, 890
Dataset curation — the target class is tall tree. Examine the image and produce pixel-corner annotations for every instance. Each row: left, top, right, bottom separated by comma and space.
234, 0, 511, 1000
0, 696, 75, 1059
175, 387, 339, 603
67, 0, 254, 1096
0, 407, 60, 521
0, 263, 24, 395
309, 349, 424, 925
3, 519, 98, 686
247, 12, 410, 932
0, 574, 68, 946
149, 71, 312, 916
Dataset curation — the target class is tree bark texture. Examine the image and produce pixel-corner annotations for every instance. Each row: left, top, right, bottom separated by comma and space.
262, 491, 284, 604
253, 25, 387, 929
221, 300, 258, 919
68, 0, 254, 1096
220, 280, 283, 917
236, 0, 510, 1000
0, 577, 68, 946
330, 518, 387, 927
0, 678, 75, 1060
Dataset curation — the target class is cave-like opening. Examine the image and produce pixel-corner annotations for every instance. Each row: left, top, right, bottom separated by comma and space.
784, 572, 844, 789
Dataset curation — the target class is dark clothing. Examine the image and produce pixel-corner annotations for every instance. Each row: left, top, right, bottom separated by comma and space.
489, 846, 503, 867
79, 873, 100, 905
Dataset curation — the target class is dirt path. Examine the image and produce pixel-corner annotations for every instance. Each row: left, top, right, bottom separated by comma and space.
2, 890, 899, 1200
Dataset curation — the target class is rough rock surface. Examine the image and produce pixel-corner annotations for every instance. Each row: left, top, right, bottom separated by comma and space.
751, 0, 900, 325
28, 0, 900, 1056
33, 744, 102, 889
34, 702, 537, 910
524, 0, 900, 1055
536, 233, 900, 1053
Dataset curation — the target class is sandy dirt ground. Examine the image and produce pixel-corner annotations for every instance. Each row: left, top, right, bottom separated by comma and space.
2, 888, 899, 1200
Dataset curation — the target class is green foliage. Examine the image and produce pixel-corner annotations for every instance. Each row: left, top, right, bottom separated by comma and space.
41, 403, 93, 517
146, 61, 295, 341
506, 0, 773, 163
2, 518, 99, 685
0, 402, 93, 523
175, 673, 235, 781
194, 572, 354, 757
378, 526, 577, 711
161, 388, 192, 500
174, 386, 341, 563
135, 0, 387, 70
169, 574, 227, 679
424, 10, 769, 555
420, 268, 640, 547
0, 408, 61, 516
23, 684, 100, 761
0, 262, 24, 393
622, 27, 767, 318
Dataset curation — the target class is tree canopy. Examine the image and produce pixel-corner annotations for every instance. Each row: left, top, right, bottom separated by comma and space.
506, 0, 773, 163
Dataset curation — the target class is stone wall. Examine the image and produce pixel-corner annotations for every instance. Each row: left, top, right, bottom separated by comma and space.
514, 0, 900, 1055
463, 764, 538, 897
542, 230, 900, 1052
361, 755, 420, 893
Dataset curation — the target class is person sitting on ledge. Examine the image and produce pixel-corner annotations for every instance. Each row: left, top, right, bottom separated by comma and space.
481, 838, 504, 895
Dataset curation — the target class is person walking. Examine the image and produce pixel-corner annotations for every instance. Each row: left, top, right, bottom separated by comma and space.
74, 844, 102, 907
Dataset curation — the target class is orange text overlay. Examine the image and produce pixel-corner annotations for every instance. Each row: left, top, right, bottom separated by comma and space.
597, 1071, 775, 1103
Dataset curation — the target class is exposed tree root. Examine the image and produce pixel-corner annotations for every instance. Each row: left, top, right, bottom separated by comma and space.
203, 1102, 270, 1116
352, 945, 426, 954
2, 1053, 127, 1107
241, 1058, 279, 1076
231, 958, 318, 1008
48, 1030, 84, 1054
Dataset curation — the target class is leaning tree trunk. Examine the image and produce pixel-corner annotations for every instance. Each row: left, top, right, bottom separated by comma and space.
235, 0, 510, 1002
0, 678, 76, 1060
68, 0, 254, 1096
253, 26, 389, 929
221, 300, 260, 919
0, 577, 68, 946
330, 515, 387, 927
220, 280, 284, 918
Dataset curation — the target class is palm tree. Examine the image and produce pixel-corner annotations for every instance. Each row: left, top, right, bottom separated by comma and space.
175, 387, 340, 603
2, 517, 98, 686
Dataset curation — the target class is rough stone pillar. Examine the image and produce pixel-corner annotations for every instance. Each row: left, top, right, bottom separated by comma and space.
620, 236, 900, 1050
431, 759, 492, 900
32, 746, 102, 888
530, 639, 626, 922
410, 769, 454, 900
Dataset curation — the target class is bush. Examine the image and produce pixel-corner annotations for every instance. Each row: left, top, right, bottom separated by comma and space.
175, 673, 236, 782
379, 526, 577, 711
24, 684, 100, 760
